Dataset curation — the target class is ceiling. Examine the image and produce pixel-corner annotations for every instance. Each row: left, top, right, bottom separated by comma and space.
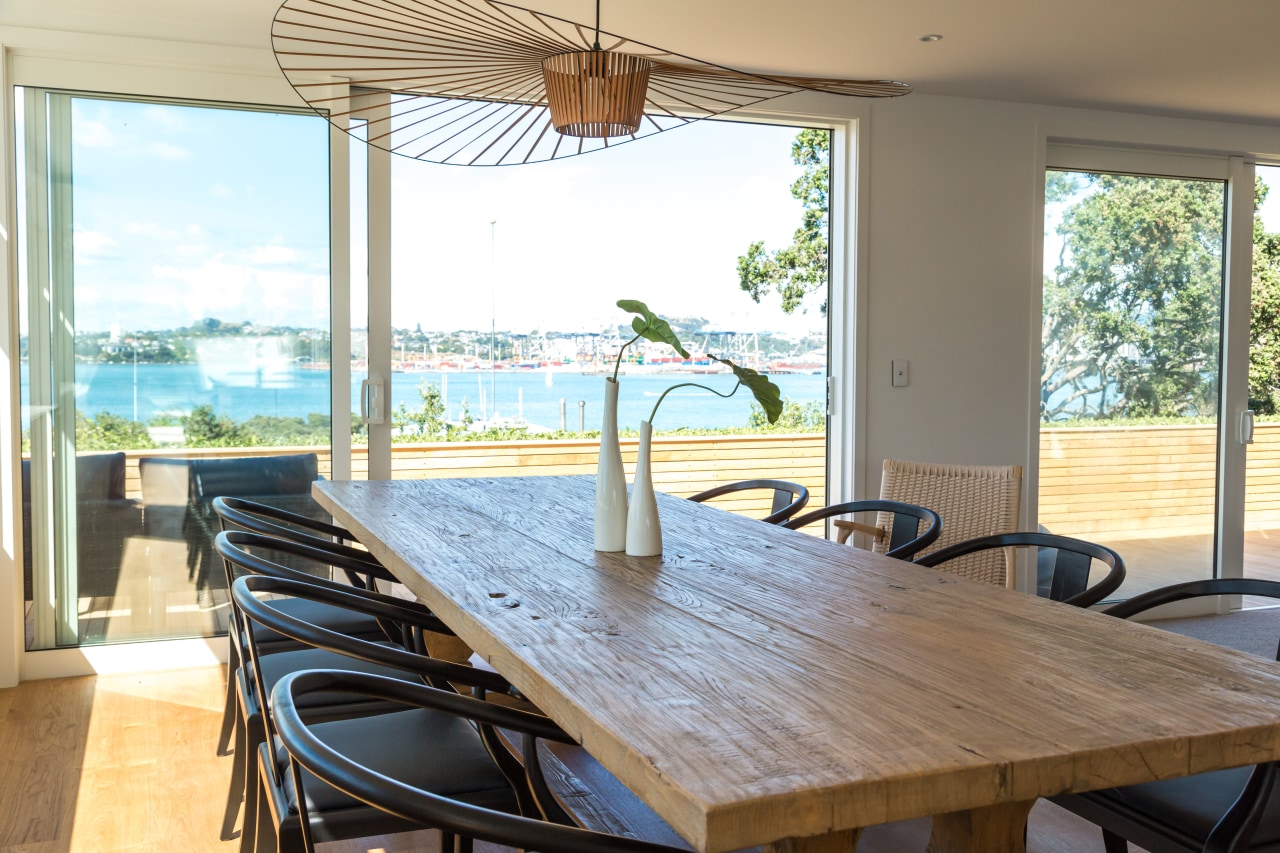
5, 0, 1280, 127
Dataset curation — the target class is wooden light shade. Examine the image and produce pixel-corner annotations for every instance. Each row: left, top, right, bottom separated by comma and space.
542, 50, 653, 138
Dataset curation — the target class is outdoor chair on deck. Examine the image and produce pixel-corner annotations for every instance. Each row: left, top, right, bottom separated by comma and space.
688, 478, 810, 524
914, 532, 1126, 607
1051, 578, 1280, 852
784, 499, 941, 560
835, 458, 1022, 584
21, 452, 140, 608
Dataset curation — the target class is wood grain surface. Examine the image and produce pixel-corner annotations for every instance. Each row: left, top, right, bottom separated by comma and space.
315, 476, 1280, 853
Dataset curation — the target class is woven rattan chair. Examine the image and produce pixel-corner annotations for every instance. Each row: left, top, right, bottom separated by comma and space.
835, 459, 1022, 584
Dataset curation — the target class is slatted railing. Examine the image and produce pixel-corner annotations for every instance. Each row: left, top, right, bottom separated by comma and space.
116, 434, 828, 522
1039, 422, 1280, 537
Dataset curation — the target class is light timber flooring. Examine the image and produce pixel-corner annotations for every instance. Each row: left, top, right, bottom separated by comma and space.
0, 665, 1150, 852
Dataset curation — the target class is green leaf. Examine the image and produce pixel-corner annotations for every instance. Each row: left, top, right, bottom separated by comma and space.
710, 355, 784, 424
616, 299, 690, 359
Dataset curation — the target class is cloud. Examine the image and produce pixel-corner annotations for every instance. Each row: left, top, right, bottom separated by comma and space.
145, 141, 190, 161
249, 245, 297, 264
209, 184, 233, 199
75, 229, 118, 258
74, 119, 118, 149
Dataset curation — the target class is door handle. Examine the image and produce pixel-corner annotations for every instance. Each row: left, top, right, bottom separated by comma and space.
1240, 409, 1255, 446
360, 378, 386, 425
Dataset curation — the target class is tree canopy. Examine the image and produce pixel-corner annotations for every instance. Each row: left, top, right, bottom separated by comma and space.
1044, 171, 1280, 421
737, 128, 830, 315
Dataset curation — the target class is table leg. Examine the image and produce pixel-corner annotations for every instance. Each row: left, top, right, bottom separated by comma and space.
765, 829, 861, 853
926, 800, 1035, 853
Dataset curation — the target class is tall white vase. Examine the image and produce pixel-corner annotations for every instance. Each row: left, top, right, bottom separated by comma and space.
594, 378, 628, 551
625, 420, 662, 556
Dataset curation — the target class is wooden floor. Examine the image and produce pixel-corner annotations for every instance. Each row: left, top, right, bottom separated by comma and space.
0, 665, 1144, 853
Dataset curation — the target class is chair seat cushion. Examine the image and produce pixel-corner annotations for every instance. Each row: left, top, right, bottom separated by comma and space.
1061, 765, 1280, 849
250, 597, 385, 648
275, 708, 517, 840
254, 647, 420, 712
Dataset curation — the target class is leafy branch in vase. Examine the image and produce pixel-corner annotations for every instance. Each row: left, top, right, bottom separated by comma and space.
647, 356, 784, 426
614, 299, 783, 427
613, 299, 689, 381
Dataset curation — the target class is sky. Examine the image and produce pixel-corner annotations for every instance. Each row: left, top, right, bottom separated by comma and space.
384, 119, 821, 337
29, 94, 825, 340
32, 94, 1280, 340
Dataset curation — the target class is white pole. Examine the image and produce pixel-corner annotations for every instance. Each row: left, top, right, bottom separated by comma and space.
489, 219, 497, 422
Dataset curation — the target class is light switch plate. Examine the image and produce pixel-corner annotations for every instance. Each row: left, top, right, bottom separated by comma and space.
892, 359, 909, 387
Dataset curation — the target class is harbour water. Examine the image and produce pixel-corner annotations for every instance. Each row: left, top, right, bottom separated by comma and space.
27, 363, 826, 433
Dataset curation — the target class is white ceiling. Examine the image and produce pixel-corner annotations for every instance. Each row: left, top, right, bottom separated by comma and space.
5, 0, 1280, 126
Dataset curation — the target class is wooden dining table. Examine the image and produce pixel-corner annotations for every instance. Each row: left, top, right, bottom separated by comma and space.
314, 475, 1280, 853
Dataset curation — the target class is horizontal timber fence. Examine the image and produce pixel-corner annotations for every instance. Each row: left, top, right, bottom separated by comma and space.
1039, 422, 1280, 539
78, 423, 1280, 538
107, 434, 829, 521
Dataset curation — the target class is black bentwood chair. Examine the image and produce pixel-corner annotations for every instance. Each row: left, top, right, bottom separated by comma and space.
213, 497, 397, 769
688, 478, 811, 525
212, 524, 410, 840
212, 495, 378, 558
231, 573, 536, 853
914, 532, 1126, 608
1052, 578, 1280, 852
783, 499, 942, 560
215, 531, 465, 850
272, 669, 692, 853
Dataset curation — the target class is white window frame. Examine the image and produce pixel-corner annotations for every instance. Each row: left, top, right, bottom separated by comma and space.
1, 49, 352, 680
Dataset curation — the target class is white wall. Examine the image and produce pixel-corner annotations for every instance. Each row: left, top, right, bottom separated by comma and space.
854, 94, 1280, 511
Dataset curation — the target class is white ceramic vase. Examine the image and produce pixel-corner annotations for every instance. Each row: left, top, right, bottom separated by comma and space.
625, 420, 662, 556
594, 377, 628, 551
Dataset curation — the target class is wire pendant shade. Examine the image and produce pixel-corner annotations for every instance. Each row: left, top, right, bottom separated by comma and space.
271, 0, 911, 166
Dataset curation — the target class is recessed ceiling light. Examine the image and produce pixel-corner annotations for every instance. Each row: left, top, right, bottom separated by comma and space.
918, 34, 943, 43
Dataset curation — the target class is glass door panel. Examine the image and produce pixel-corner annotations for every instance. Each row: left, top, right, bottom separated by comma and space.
18, 89, 332, 647
1040, 169, 1226, 599
380, 120, 832, 520
1244, 164, 1280, 583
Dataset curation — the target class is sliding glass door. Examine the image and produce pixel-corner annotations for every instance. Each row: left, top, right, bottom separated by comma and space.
1039, 149, 1230, 599
1038, 147, 1280, 605
18, 89, 334, 647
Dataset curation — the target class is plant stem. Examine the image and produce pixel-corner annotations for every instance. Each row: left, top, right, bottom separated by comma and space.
648, 381, 742, 426
612, 332, 643, 383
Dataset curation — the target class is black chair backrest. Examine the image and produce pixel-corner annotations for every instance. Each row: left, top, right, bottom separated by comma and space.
273, 669, 686, 853
915, 532, 1125, 608
230, 572, 503, 793
215, 528, 395, 592
688, 478, 810, 524
1104, 578, 1280, 648
784, 499, 942, 560
212, 494, 360, 552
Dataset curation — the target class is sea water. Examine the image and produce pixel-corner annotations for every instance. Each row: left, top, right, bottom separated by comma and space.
23, 363, 826, 433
